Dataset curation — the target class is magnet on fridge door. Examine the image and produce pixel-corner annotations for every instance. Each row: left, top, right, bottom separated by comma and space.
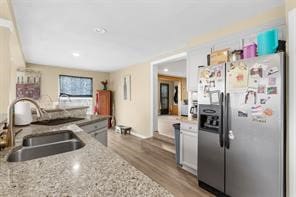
245, 90, 257, 104
260, 96, 271, 104
263, 108, 273, 116
203, 85, 210, 97
250, 67, 263, 78
250, 63, 263, 78
252, 117, 267, 123
209, 80, 216, 88
257, 84, 266, 94
238, 110, 248, 117
209, 71, 215, 78
260, 99, 266, 104
268, 77, 277, 86
200, 69, 210, 79
216, 69, 222, 80
251, 105, 264, 116
267, 67, 279, 76
267, 87, 277, 94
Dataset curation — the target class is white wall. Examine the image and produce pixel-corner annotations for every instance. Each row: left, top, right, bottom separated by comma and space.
110, 63, 151, 138
27, 63, 109, 111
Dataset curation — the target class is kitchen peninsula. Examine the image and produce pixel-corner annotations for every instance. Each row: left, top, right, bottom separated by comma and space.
0, 115, 172, 196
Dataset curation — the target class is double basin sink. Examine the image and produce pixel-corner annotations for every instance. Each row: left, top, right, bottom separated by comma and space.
7, 130, 85, 162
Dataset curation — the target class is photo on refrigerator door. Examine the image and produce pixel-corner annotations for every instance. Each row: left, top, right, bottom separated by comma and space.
244, 90, 257, 105
267, 87, 277, 94
260, 96, 271, 104
238, 110, 248, 117
209, 90, 220, 105
268, 77, 277, 86
257, 84, 266, 94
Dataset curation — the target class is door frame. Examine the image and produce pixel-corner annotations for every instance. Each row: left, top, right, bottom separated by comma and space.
150, 52, 187, 136
158, 74, 183, 115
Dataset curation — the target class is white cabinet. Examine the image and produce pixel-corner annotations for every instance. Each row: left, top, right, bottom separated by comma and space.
180, 122, 198, 175
79, 120, 108, 146
187, 47, 210, 91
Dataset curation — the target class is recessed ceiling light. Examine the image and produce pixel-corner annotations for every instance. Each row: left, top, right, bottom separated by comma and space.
164, 68, 169, 72
94, 27, 107, 34
72, 52, 80, 57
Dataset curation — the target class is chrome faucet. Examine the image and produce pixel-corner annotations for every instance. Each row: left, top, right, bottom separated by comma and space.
59, 93, 72, 103
7, 98, 44, 147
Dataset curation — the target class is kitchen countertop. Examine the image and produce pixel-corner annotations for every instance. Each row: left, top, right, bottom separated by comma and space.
0, 115, 172, 196
177, 116, 198, 124
42, 106, 89, 113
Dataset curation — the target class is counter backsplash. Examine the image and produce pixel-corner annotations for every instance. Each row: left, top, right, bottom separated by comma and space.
32, 107, 88, 121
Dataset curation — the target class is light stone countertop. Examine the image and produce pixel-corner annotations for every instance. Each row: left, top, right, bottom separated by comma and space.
177, 116, 198, 124
0, 115, 173, 197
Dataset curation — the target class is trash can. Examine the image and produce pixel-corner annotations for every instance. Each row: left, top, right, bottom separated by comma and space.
173, 123, 181, 165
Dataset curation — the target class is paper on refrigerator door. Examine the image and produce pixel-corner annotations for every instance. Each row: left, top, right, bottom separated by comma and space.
228, 62, 249, 90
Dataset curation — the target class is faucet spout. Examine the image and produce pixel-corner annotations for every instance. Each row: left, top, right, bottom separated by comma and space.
7, 98, 44, 147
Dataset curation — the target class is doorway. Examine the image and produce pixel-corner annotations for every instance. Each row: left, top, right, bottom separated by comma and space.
150, 52, 187, 139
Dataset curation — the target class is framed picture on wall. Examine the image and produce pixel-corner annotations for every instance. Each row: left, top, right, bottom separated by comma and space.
16, 68, 41, 100
123, 75, 131, 101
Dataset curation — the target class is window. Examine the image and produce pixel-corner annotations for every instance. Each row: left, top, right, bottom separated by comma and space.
59, 75, 93, 97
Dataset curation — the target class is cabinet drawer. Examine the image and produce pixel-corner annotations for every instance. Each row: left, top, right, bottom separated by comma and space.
80, 120, 108, 133
181, 122, 197, 132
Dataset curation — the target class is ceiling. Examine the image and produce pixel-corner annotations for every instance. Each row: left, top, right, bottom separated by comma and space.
158, 59, 186, 77
11, 0, 283, 71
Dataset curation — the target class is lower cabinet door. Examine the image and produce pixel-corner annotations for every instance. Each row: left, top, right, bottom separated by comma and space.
180, 130, 198, 170
92, 128, 108, 146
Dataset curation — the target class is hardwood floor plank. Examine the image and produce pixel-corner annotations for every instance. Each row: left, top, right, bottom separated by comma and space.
108, 130, 213, 197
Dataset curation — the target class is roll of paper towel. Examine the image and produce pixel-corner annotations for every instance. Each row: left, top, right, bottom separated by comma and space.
14, 102, 33, 126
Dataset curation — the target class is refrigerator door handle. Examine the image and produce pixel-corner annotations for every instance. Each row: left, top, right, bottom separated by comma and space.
225, 93, 230, 149
228, 130, 235, 140
219, 92, 224, 147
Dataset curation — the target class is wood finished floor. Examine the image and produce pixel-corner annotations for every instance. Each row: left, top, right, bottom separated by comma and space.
143, 137, 176, 154
108, 130, 213, 197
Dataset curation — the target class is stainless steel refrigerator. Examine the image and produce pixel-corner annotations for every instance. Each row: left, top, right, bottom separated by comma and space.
197, 52, 285, 197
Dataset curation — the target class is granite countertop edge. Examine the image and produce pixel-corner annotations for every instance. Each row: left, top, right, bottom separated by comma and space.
177, 116, 198, 124
0, 115, 173, 197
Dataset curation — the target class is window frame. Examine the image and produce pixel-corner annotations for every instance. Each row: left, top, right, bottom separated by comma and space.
59, 75, 93, 98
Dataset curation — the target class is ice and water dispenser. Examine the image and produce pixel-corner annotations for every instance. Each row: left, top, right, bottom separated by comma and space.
198, 105, 222, 133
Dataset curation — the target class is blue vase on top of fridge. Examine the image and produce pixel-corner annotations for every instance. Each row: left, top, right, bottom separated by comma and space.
257, 28, 279, 56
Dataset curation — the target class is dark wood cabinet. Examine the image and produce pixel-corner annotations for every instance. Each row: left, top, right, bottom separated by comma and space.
95, 90, 112, 128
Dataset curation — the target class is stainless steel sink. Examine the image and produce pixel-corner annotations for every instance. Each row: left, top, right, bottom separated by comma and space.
23, 130, 79, 146
7, 131, 85, 162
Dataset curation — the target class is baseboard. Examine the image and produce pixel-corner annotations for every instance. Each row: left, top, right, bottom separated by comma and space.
182, 164, 197, 176
153, 131, 175, 144
131, 132, 149, 139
